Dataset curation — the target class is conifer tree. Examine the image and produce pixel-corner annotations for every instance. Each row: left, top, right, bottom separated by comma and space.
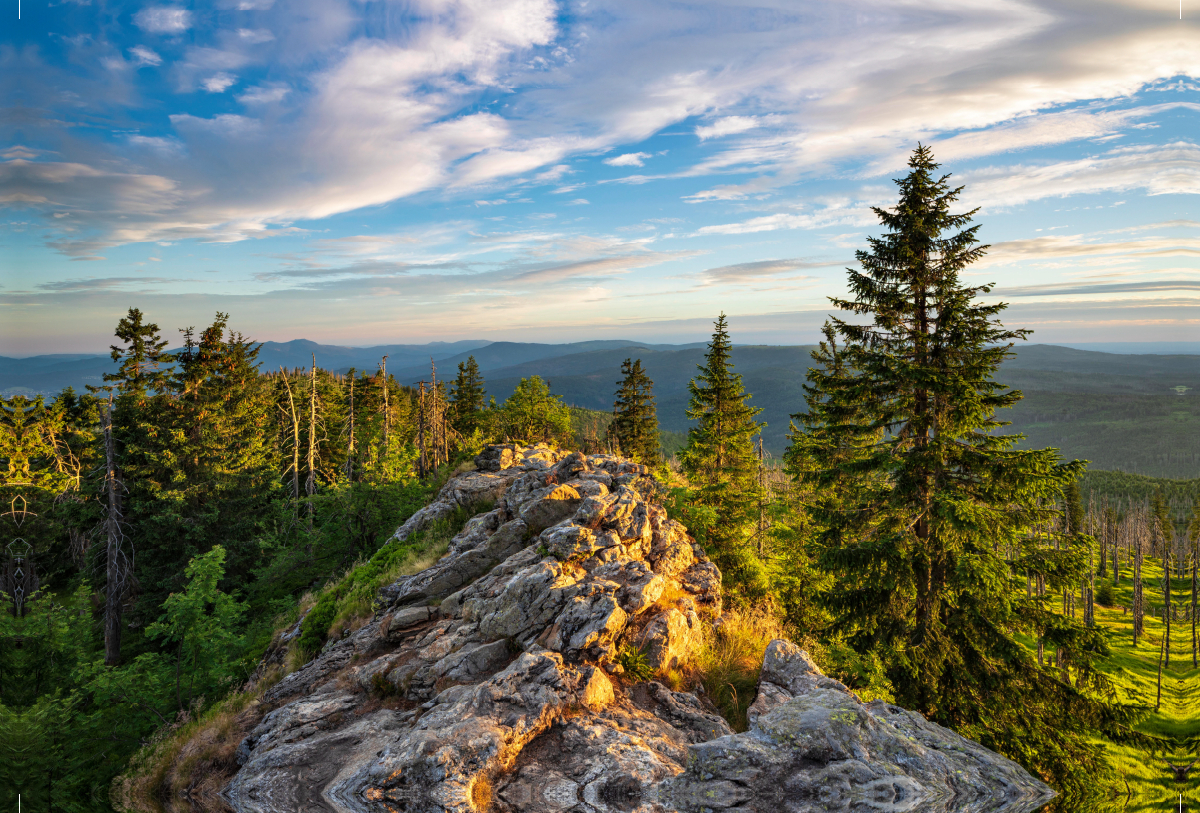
680, 314, 765, 596
136, 314, 275, 607
96, 307, 174, 402
795, 145, 1140, 792
450, 356, 486, 436
90, 308, 175, 644
609, 358, 659, 463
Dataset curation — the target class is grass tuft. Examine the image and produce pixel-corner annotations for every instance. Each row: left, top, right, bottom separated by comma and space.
695, 606, 789, 732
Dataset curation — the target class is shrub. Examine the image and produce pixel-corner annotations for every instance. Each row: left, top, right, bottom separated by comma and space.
616, 643, 654, 682
809, 636, 894, 704
493, 376, 571, 444
1095, 580, 1116, 608
370, 672, 399, 698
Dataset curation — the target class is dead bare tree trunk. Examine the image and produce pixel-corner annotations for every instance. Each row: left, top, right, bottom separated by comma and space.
1163, 525, 1171, 668
1037, 568, 1046, 666
757, 434, 768, 558
415, 359, 454, 479
306, 355, 317, 530
1133, 507, 1146, 646
345, 373, 356, 482
379, 356, 390, 458
1112, 505, 1120, 585
1155, 633, 1165, 712
102, 397, 130, 667
280, 370, 300, 507
1191, 531, 1198, 668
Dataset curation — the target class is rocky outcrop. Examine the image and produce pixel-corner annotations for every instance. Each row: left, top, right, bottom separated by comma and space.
664, 640, 1055, 812
225, 444, 1054, 813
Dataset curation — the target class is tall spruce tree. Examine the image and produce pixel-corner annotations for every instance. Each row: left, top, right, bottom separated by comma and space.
90, 308, 175, 648
609, 358, 659, 463
679, 314, 765, 597
795, 145, 1144, 793
449, 356, 486, 436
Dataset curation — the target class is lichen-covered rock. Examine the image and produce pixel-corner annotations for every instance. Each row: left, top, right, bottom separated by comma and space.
226, 445, 1052, 813
662, 639, 1056, 813
520, 483, 583, 533
638, 607, 701, 672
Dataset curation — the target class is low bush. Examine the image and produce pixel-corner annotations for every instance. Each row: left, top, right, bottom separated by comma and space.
616, 643, 654, 682
1095, 580, 1116, 608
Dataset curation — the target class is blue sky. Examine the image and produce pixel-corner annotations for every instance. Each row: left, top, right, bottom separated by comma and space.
2, 0, 1198, 354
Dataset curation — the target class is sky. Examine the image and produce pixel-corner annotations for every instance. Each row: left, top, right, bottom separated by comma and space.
2, 0, 1198, 355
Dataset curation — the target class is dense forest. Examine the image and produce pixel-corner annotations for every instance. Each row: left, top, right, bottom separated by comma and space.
3, 147, 1199, 811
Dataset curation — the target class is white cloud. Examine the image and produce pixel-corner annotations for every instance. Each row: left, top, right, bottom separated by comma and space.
169, 113, 260, 137
533, 164, 571, 183
695, 116, 761, 140
603, 152, 651, 167
695, 213, 814, 236
982, 233, 1200, 265
237, 28, 275, 44
134, 7, 192, 34
24, 0, 1200, 262
202, 73, 237, 93
700, 258, 832, 285
565, 198, 589, 205
964, 142, 1200, 209
508, 250, 699, 284
128, 45, 163, 67
237, 84, 289, 104
126, 135, 185, 155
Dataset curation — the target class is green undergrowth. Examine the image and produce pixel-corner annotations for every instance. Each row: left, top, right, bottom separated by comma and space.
1032, 556, 1200, 811
295, 500, 493, 656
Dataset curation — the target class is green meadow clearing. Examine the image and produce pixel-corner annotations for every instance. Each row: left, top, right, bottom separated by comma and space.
1036, 556, 1200, 811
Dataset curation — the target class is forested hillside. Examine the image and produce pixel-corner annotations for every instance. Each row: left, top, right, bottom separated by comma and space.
478, 344, 1200, 477
7, 341, 1198, 478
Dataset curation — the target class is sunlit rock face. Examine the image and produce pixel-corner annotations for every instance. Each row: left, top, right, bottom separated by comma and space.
224, 444, 1054, 813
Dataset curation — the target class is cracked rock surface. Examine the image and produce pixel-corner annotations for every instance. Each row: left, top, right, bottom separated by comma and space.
224, 444, 1054, 813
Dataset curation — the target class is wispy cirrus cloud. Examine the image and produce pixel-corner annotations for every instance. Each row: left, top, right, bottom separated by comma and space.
996, 279, 1200, 297
603, 152, 651, 167
7, 0, 1200, 349
982, 233, 1200, 264
128, 45, 163, 66
34, 276, 191, 293
699, 258, 837, 285
13, 0, 1200, 257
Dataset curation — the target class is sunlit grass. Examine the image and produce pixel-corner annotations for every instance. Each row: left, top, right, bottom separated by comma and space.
694, 607, 790, 732
1031, 555, 1200, 810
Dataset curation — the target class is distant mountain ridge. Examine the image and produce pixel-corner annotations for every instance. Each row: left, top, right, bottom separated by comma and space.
0, 338, 700, 397
4, 341, 1198, 477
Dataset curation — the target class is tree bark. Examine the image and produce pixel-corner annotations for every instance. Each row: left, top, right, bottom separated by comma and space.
102, 397, 126, 667
280, 370, 300, 504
